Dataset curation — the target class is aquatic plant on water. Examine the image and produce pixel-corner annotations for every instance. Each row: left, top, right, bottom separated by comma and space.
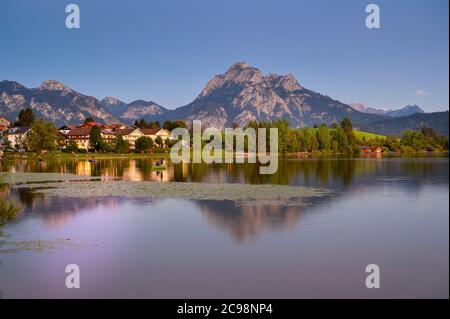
0, 174, 23, 239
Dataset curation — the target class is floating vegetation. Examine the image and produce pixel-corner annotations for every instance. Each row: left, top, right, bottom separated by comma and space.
15, 179, 332, 204
152, 166, 167, 171
0, 172, 99, 185
0, 238, 97, 254
0, 174, 23, 238
0, 199, 22, 228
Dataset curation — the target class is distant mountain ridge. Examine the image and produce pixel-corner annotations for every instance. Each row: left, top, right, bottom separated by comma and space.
0, 80, 167, 127
100, 97, 167, 122
349, 103, 425, 117
359, 111, 449, 136
1, 62, 448, 135
0, 80, 120, 126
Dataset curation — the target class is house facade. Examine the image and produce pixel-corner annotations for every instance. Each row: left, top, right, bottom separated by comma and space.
59, 124, 78, 135
6, 126, 31, 149
114, 128, 144, 148
0, 116, 11, 128
64, 127, 92, 150
141, 128, 172, 144
65, 126, 117, 150
359, 146, 382, 154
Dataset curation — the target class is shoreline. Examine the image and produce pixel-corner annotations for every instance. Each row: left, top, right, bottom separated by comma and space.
1, 150, 448, 162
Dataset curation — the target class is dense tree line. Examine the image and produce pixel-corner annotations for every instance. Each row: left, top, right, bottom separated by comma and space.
133, 119, 161, 129
245, 118, 361, 153
245, 118, 449, 154
133, 118, 188, 131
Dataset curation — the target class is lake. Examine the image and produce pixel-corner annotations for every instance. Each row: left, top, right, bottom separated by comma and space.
0, 155, 448, 298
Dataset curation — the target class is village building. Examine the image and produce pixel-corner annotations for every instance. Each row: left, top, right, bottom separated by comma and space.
0, 125, 7, 134
114, 128, 144, 148
65, 126, 117, 150
0, 116, 11, 128
78, 121, 106, 129
359, 146, 382, 154
61, 122, 172, 150
64, 127, 92, 150
107, 123, 129, 130
58, 124, 78, 135
6, 126, 31, 148
141, 128, 172, 143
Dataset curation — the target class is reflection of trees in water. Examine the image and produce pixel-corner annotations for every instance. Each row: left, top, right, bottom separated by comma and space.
2, 157, 448, 189
173, 158, 448, 190
6, 187, 119, 229
1, 158, 447, 237
173, 160, 362, 188
387, 158, 449, 182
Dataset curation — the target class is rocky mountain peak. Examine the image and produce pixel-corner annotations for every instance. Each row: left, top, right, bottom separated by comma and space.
101, 96, 125, 106
265, 73, 302, 91
199, 62, 265, 98
403, 104, 424, 113
0, 81, 27, 95
226, 62, 251, 71
39, 80, 71, 92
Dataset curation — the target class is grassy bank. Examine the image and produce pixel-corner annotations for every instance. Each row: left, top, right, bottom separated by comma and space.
1, 150, 172, 160
299, 128, 386, 140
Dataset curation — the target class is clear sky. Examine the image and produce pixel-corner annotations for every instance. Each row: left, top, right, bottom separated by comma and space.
0, 0, 448, 111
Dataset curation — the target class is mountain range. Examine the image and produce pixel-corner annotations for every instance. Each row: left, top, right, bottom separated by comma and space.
1, 62, 448, 135
349, 103, 425, 117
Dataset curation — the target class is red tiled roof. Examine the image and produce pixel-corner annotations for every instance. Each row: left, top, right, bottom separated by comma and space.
141, 128, 161, 135
107, 123, 127, 129
114, 128, 137, 136
66, 127, 92, 136
61, 124, 77, 130
79, 122, 105, 128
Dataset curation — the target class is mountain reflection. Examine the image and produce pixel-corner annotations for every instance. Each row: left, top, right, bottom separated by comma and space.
1, 156, 448, 240
196, 200, 312, 243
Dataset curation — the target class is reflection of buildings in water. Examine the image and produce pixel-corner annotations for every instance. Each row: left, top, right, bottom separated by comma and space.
76, 161, 92, 176
123, 160, 143, 181
361, 153, 382, 159
11, 187, 119, 229
151, 166, 174, 182
100, 162, 119, 181
145, 159, 174, 182
172, 162, 189, 181
196, 200, 306, 243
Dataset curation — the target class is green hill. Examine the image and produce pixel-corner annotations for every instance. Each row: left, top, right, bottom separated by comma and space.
298, 128, 386, 141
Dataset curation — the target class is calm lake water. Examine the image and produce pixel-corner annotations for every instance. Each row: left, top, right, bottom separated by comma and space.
0, 155, 448, 298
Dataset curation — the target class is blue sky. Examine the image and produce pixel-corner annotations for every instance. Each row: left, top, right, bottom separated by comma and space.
0, 0, 448, 111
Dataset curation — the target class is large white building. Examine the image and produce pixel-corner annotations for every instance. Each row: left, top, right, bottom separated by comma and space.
6, 126, 31, 149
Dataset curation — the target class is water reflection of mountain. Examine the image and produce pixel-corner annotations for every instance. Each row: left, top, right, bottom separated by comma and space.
195, 200, 315, 243
1, 157, 447, 240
